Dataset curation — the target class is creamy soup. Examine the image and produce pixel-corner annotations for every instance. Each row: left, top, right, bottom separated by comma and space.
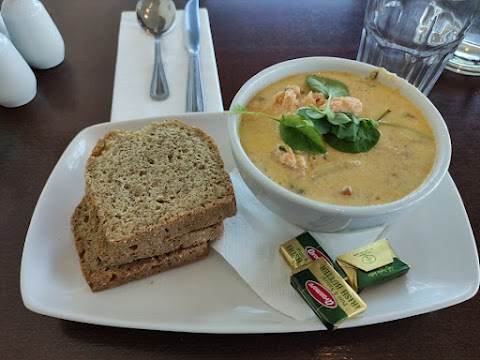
239, 71, 436, 206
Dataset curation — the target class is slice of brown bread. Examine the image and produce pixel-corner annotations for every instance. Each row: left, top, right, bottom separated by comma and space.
83, 194, 223, 266
84, 120, 236, 264
71, 199, 212, 292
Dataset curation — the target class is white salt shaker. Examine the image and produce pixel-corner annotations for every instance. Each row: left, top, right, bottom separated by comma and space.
0, 13, 9, 38
0, 32, 37, 107
1, 0, 65, 69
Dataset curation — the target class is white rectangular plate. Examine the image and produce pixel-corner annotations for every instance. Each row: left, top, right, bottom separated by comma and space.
21, 112, 479, 333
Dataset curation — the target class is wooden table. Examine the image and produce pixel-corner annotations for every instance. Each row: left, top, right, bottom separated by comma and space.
1, 1, 479, 359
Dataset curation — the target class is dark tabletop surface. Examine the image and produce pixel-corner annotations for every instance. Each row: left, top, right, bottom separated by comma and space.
1, 0, 479, 359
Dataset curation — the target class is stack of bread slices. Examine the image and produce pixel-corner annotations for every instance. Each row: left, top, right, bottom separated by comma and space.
70, 120, 237, 291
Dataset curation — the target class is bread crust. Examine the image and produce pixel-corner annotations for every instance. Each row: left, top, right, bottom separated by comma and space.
84, 193, 224, 266
71, 198, 213, 292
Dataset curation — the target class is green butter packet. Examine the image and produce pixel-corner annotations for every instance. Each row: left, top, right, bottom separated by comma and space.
280, 232, 348, 280
336, 238, 410, 293
291, 258, 367, 330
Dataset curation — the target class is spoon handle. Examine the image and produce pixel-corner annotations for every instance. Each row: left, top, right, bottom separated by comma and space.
186, 54, 204, 112
150, 33, 169, 101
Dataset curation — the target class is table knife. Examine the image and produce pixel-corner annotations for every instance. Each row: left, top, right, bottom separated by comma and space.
185, 0, 204, 112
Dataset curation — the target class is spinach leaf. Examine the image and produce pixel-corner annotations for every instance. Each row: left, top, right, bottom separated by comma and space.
306, 75, 349, 98
325, 125, 380, 153
330, 112, 354, 126
297, 107, 331, 135
297, 107, 322, 120
330, 116, 379, 141
330, 122, 361, 142
231, 106, 327, 154
313, 118, 332, 135
280, 114, 327, 154
279, 125, 325, 153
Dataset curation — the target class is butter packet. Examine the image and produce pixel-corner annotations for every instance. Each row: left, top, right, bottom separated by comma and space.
280, 232, 348, 280
336, 238, 410, 293
291, 258, 367, 330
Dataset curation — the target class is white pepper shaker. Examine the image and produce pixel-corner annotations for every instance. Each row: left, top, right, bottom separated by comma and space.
1, 0, 65, 69
0, 32, 37, 108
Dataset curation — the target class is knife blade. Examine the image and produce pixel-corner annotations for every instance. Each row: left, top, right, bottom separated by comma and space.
185, 0, 204, 112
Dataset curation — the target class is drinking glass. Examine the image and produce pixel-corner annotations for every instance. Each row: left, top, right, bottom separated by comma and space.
357, 0, 480, 95
446, 14, 480, 75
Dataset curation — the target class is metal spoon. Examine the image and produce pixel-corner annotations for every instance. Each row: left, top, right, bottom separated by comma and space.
136, 0, 176, 101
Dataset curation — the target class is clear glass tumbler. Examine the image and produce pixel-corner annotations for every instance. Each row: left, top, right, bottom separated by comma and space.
357, 0, 480, 95
446, 14, 480, 75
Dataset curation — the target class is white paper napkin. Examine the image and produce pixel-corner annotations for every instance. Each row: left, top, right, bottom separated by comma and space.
213, 170, 388, 321
110, 10, 223, 122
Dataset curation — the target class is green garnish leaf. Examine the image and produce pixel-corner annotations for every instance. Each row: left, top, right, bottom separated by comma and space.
330, 112, 353, 126
326, 124, 380, 153
306, 75, 349, 98
297, 107, 331, 134
297, 107, 323, 120
279, 114, 327, 154
280, 125, 325, 153
313, 118, 332, 135
330, 122, 361, 142
231, 105, 327, 154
